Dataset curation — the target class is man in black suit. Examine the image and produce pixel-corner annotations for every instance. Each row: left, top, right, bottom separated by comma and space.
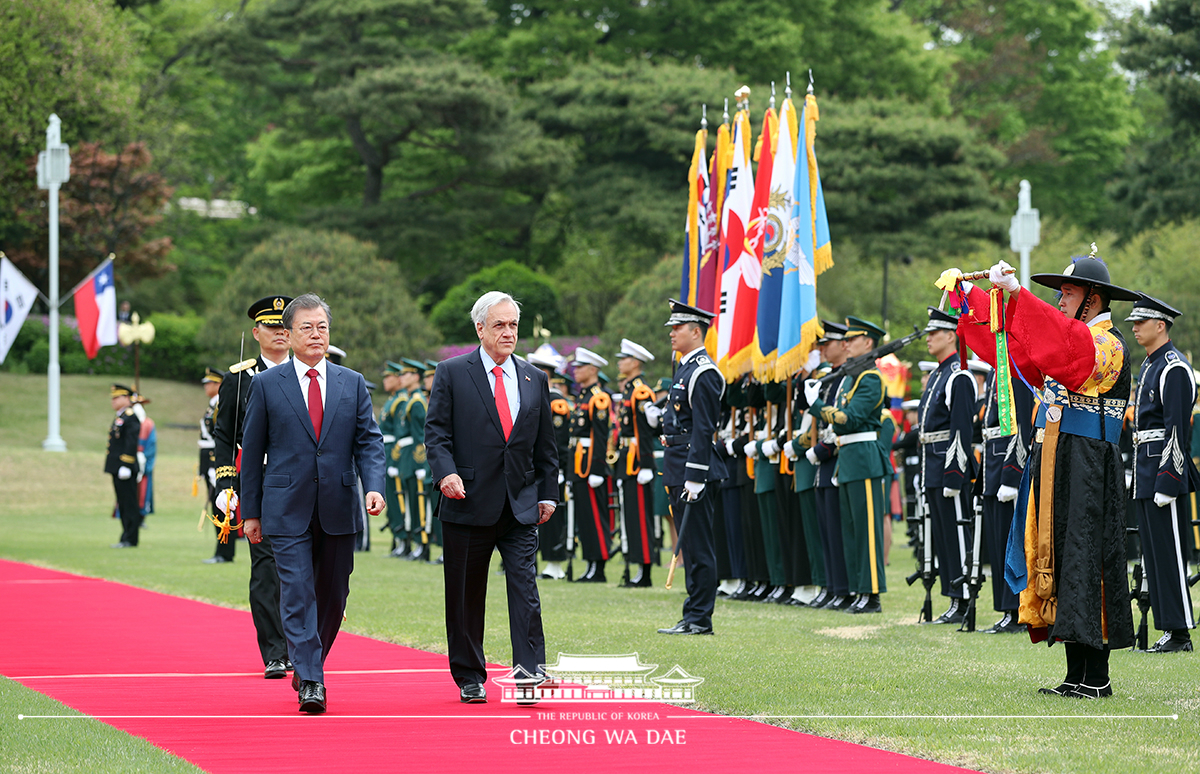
240, 293, 387, 714
425, 291, 559, 703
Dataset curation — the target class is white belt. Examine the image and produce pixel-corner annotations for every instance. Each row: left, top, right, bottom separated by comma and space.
1133, 429, 1165, 444
398, 437, 414, 448
198, 439, 215, 449
653, 450, 664, 459
920, 430, 950, 444
382, 434, 396, 443
904, 455, 919, 466
576, 438, 591, 448
982, 427, 1006, 440
837, 431, 878, 446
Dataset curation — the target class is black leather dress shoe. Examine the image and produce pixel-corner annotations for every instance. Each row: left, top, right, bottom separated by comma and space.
657, 621, 713, 635
1149, 631, 1194, 653
848, 594, 882, 614
460, 683, 487, 703
1037, 682, 1078, 696
264, 659, 288, 679
202, 556, 231, 564
981, 612, 1024, 634
1068, 681, 1113, 699
808, 589, 830, 609
925, 600, 965, 625
298, 681, 326, 713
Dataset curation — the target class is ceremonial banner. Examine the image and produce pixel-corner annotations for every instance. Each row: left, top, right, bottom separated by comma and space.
714, 110, 756, 379
775, 91, 831, 380
0, 256, 40, 364
680, 127, 710, 307
71, 257, 118, 359
752, 97, 796, 380
697, 120, 727, 315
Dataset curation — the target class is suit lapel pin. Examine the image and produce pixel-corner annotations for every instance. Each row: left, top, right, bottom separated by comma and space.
525, 375, 531, 381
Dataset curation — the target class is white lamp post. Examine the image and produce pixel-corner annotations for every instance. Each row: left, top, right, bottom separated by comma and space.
36, 114, 71, 452
1009, 180, 1040, 290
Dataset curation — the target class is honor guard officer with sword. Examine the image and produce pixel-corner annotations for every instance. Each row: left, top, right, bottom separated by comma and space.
379, 361, 409, 556
568, 347, 614, 583
528, 351, 573, 579
616, 339, 659, 588
918, 306, 978, 624
107, 384, 142, 548
803, 317, 891, 614
212, 295, 292, 680
1128, 294, 1198, 653
395, 358, 433, 561
200, 367, 235, 563
656, 299, 727, 635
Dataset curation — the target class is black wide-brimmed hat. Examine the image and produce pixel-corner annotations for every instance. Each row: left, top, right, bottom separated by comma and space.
1030, 256, 1138, 302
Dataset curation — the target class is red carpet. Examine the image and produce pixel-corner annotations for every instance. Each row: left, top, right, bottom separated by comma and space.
1, 560, 976, 773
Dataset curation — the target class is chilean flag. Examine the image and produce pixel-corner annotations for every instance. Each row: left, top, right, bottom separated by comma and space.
72, 258, 117, 359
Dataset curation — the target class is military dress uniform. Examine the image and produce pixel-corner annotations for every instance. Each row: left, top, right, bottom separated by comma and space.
106, 384, 142, 547
527, 352, 572, 578
1127, 296, 1198, 652
200, 368, 233, 562
568, 347, 613, 583
787, 377, 827, 599
211, 296, 291, 676
615, 339, 659, 587
396, 359, 433, 561
918, 307, 977, 623
378, 361, 408, 555
658, 300, 727, 634
747, 383, 787, 598
806, 322, 852, 609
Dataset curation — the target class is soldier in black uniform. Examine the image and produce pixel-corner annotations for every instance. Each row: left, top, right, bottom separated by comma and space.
1128, 294, 1199, 653
918, 306, 977, 624
106, 384, 142, 548
615, 339, 660, 587
568, 347, 613, 582
200, 367, 234, 563
657, 299, 727, 635
212, 295, 292, 680
528, 351, 573, 579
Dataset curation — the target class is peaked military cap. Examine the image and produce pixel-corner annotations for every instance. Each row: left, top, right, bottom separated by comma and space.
423, 360, 439, 376
400, 357, 425, 374
925, 306, 958, 333
966, 358, 993, 375
616, 338, 655, 362
326, 344, 346, 365
201, 366, 223, 384
1031, 255, 1139, 302
382, 360, 404, 375
111, 383, 133, 398
1125, 294, 1181, 324
571, 346, 608, 368
664, 298, 716, 327
247, 295, 293, 326
845, 315, 886, 343
917, 360, 938, 372
817, 320, 848, 343
526, 351, 561, 370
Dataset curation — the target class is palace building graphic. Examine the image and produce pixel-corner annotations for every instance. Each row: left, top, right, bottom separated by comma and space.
494, 653, 704, 704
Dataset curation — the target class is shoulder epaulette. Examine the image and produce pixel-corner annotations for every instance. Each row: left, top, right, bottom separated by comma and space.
696, 355, 711, 365
228, 358, 257, 373
1166, 351, 1179, 362
123, 407, 136, 416
407, 392, 427, 411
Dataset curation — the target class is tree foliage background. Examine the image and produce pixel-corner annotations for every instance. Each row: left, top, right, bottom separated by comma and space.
3, 0, 1198, 378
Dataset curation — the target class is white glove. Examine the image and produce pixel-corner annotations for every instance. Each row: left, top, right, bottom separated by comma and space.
725, 438, 737, 456
215, 489, 238, 515
803, 349, 821, 374
207, 467, 217, 488
783, 442, 798, 460
990, 260, 1020, 294
996, 484, 1019, 503
644, 404, 663, 428
637, 468, 655, 485
117, 466, 132, 480
683, 481, 705, 501
1154, 492, 1176, 508
137, 451, 146, 471
831, 475, 838, 487
588, 474, 604, 489
803, 379, 821, 406
761, 439, 779, 457
743, 440, 758, 458
557, 471, 565, 485
805, 448, 819, 466
416, 469, 426, 481
387, 466, 399, 478
942, 487, 959, 499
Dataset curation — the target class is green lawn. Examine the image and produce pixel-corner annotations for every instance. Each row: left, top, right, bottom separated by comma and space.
1, 373, 1196, 774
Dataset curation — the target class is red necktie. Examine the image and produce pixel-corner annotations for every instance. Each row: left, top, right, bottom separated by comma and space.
492, 365, 512, 441
307, 368, 323, 441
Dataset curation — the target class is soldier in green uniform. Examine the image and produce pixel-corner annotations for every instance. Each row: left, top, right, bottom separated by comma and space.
803, 316, 890, 614
615, 339, 659, 587
107, 384, 142, 548
395, 358, 433, 561
743, 380, 788, 601
423, 360, 444, 561
568, 347, 613, 582
528, 351, 573, 579
379, 361, 409, 556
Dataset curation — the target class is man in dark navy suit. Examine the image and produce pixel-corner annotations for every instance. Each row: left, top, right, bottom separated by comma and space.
240, 293, 386, 714
425, 291, 559, 703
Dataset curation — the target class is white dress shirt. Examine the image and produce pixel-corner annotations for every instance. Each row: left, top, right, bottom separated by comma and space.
293, 356, 328, 411
479, 347, 520, 422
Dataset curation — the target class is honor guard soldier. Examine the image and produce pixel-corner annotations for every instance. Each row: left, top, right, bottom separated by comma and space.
211, 295, 292, 680
1128, 294, 1198, 653
200, 368, 234, 563
978, 355, 1034, 633
804, 320, 853, 609
568, 347, 614, 582
528, 351, 573, 579
615, 339, 659, 587
423, 360, 444, 559
956, 255, 1137, 698
657, 299, 726, 634
783, 351, 828, 606
804, 317, 891, 614
379, 361, 409, 556
107, 384, 142, 548
919, 306, 977, 624
396, 358, 433, 561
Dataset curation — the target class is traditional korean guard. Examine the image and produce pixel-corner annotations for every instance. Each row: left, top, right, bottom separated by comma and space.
615, 339, 659, 587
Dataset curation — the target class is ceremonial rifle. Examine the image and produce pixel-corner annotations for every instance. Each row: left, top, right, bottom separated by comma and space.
904, 483, 935, 623
817, 326, 927, 385
1127, 525, 1151, 651
953, 488, 985, 633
